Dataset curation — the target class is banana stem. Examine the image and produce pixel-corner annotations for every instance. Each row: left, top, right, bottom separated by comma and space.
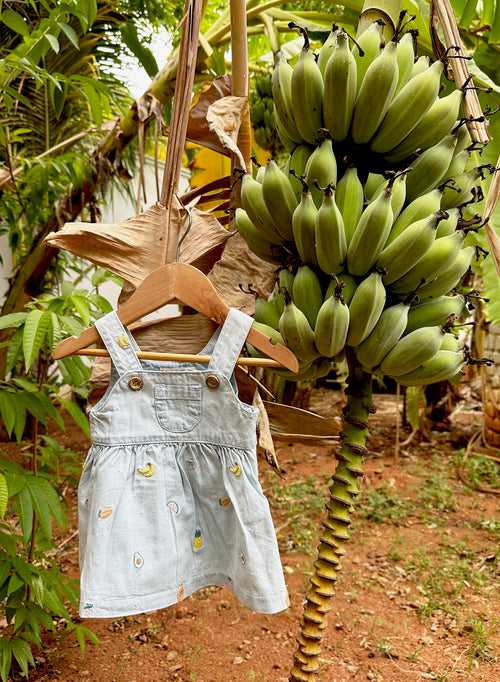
289, 351, 373, 681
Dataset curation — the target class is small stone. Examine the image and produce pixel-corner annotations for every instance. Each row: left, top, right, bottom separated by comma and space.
166, 650, 178, 661
233, 656, 244, 665
284, 566, 295, 574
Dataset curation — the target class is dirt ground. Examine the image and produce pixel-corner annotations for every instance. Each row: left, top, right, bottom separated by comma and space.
13, 390, 500, 681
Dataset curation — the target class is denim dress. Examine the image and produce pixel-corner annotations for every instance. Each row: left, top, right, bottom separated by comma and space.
78, 308, 289, 618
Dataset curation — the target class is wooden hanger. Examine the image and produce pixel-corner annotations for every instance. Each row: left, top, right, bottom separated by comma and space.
52, 262, 299, 373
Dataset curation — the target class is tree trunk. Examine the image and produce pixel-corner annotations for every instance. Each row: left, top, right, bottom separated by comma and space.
482, 322, 500, 447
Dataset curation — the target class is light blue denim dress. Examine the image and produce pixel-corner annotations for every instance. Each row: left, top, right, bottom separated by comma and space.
78, 308, 289, 618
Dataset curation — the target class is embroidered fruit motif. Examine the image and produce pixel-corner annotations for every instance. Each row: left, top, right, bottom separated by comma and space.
133, 552, 144, 568
137, 462, 155, 478
218, 496, 231, 507
193, 528, 203, 552
229, 463, 242, 478
116, 334, 129, 348
98, 506, 113, 519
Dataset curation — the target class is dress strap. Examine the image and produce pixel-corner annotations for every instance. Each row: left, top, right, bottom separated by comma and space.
94, 311, 142, 375
208, 308, 253, 379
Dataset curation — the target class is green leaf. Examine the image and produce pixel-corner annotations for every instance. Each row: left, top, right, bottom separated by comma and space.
45, 34, 60, 53
120, 23, 159, 78
0, 562, 10, 590
0, 391, 16, 436
13, 396, 27, 442
71, 294, 91, 326
11, 638, 34, 676
59, 398, 89, 437
7, 573, 24, 596
58, 21, 79, 50
15, 487, 33, 542
0, 474, 8, 519
1, 9, 29, 36
0, 312, 27, 331
22, 310, 50, 371
34, 477, 65, 528
26, 478, 52, 539
0, 640, 12, 682
6, 327, 24, 375
405, 386, 426, 432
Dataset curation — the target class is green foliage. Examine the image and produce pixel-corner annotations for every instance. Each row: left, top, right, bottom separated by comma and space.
358, 483, 413, 524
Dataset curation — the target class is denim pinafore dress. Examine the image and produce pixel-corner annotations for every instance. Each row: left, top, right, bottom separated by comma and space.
77, 308, 289, 618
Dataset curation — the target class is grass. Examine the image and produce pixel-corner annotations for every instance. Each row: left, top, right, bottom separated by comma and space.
455, 450, 500, 490
463, 617, 498, 667
269, 475, 325, 554
358, 483, 413, 524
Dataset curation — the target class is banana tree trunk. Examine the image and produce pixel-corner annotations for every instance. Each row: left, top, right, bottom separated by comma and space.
482, 322, 500, 447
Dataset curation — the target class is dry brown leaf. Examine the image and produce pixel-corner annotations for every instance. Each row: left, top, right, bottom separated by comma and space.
206, 95, 248, 170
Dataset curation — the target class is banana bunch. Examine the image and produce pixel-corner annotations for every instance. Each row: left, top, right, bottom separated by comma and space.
250, 72, 280, 153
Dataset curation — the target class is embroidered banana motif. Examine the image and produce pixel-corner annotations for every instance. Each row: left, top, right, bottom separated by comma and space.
137, 462, 155, 478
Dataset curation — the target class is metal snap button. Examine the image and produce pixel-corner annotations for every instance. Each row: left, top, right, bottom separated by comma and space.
128, 376, 143, 391
206, 374, 220, 389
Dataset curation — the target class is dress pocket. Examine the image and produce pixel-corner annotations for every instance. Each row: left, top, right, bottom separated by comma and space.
154, 384, 202, 433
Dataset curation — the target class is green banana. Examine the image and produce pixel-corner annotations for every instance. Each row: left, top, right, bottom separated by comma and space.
246, 322, 285, 358
405, 134, 457, 202
279, 268, 295, 295
318, 27, 338, 76
356, 302, 409, 370
279, 297, 318, 362
327, 273, 357, 305
386, 90, 463, 162
436, 208, 459, 238
315, 186, 347, 275
441, 169, 479, 210
455, 123, 471, 154
371, 60, 444, 153
241, 174, 284, 244
377, 211, 444, 285
405, 295, 465, 334
411, 55, 429, 77
254, 298, 280, 330
347, 187, 394, 276
274, 105, 295, 151
387, 188, 442, 244
395, 33, 414, 92
364, 172, 385, 201
380, 325, 444, 376
336, 167, 364, 245
285, 144, 313, 199
442, 149, 469, 185
292, 184, 318, 266
255, 165, 265, 183
234, 209, 279, 263
370, 173, 407, 220
292, 265, 323, 328
347, 271, 386, 346
440, 332, 462, 352
352, 41, 399, 145
324, 31, 357, 142
391, 231, 465, 294
396, 349, 465, 386
291, 30, 324, 143
262, 160, 298, 240
417, 246, 474, 299
314, 286, 350, 357
304, 139, 338, 207
272, 53, 301, 143
353, 22, 383, 93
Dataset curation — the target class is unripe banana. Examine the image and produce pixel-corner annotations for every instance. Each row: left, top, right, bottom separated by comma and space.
396, 349, 465, 386
364, 172, 385, 201
417, 246, 474, 299
347, 272, 386, 346
326, 273, 357, 305
254, 297, 281, 329
315, 186, 347, 275
395, 33, 415, 92
246, 321, 285, 358
436, 208, 459, 238
324, 31, 357, 142
273, 105, 295, 151
318, 27, 338, 76
356, 302, 409, 370
411, 55, 429, 77
371, 61, 444, 153
386, 90, 463, 162
380, 325, 444, 376
241, 174, 283, 244
370, 173, 407, 220
336, 168, 364, 245
405, 295, 465, 334
291, 32, 324, 143
440, 332, 462, 352
352, 41, 399, 145
279, 268, 295, 294
440, 169, 479, 210
391, 231, 465, 294
387, 188, 442, 244
405, 134, 457, 202
455, 123, 471, 154
304, 139, 337, 207
314, 286, 350, 358
292, 185, 318, 266
279, 298, 318, 362
262, 160, 298, 240
255, 165, 265, 183
234, 209, 279, 263
285, 144, 313, 199
272, 53, 301, 143
353, 22, 383, 93
347, 187, 394, 276
292, 265, 323, 328
377, 211, 444, 285
442, 149, 469, 185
